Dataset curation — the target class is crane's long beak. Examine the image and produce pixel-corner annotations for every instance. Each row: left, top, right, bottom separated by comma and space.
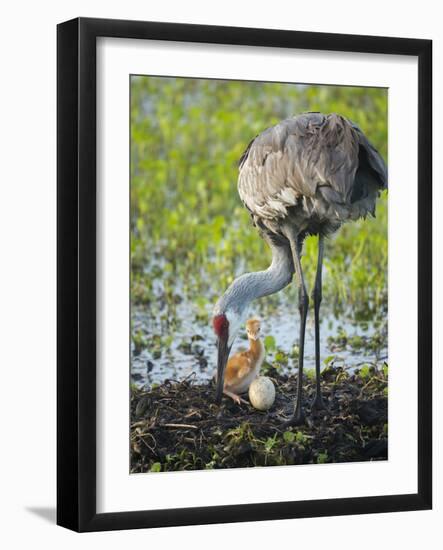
215, 336, 230, 405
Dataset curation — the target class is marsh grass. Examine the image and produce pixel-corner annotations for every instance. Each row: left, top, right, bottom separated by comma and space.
130, 76, 388, 382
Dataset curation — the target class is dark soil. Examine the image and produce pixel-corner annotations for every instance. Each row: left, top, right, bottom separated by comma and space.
130, 364, 388, 473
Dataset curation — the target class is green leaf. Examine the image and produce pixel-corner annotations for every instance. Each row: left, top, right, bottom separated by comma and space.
283, 431, 295, 443
275, 350, 288, 366
265, 434, 277, 452
305, 368, 316, 381
317, 451, 328, 464
264, 335, 276, 351
150, 462, 162, 472
359, 365, 372, 380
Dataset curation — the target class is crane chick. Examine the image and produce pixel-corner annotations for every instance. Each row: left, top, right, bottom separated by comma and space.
217, 318, 265, 405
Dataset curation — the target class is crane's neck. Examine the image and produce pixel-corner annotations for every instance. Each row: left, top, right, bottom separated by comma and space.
214, 243, 294, 344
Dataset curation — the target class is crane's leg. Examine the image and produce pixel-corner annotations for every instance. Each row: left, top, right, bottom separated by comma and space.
312, 234, 327, 411
285, 232, 309, 425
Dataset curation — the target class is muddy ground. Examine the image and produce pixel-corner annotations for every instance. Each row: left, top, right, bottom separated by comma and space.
130, 363, 387, 473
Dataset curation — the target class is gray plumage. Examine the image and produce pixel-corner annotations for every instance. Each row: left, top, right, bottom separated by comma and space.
214, 236, 294, 319
238, 112, 387, 239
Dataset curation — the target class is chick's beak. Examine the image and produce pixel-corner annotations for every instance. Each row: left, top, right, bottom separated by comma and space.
215, 335, 230, 405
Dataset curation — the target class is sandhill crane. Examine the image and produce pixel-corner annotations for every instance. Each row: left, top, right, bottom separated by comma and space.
213, 112, 387, 425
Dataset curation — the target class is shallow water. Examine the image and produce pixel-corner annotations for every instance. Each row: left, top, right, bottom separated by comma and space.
131, 300, 387, 388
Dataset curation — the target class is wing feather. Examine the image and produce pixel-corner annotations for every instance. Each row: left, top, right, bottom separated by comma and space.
237, 113, 385, 222
352, 122, 388, 189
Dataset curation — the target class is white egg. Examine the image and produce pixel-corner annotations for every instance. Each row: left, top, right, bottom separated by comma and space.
249, 376, 276, 411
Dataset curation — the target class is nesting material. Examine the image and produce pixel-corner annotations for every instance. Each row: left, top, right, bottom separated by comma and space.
131, 365, 388, 473
249, 376, 276, 411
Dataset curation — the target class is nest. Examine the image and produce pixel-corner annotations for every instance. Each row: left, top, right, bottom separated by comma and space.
130, 365, 387, 473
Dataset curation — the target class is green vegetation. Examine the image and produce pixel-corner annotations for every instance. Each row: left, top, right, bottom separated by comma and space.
129, 79, 388, 471
131, 76, 387, 333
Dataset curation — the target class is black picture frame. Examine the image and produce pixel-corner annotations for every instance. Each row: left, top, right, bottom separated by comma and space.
57, 17, 432, 532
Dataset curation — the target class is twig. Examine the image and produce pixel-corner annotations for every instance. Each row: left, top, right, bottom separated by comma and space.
184, 410, 201, 419
131, 420, 149, 429
161, 423, 198, 429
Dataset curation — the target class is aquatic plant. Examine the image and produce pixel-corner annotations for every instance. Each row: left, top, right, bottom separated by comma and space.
130, 77, 388, 382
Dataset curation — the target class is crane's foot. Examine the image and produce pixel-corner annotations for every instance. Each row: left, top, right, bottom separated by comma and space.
280, 407, 306, 428
311, 393, 328, 413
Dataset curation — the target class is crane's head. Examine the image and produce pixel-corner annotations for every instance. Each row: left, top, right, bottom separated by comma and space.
212, 306, 247, 404
246, 318, 261, 341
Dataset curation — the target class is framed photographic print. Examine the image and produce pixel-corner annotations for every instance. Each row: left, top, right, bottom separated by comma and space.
57, 17, 432, 532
